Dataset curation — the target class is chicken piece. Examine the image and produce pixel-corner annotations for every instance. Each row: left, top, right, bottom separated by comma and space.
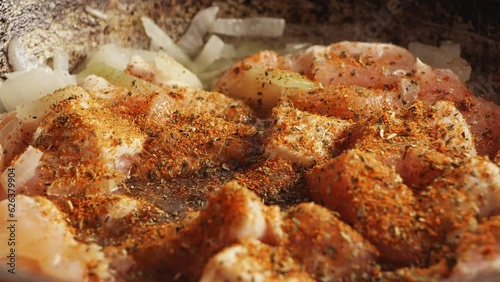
264, 104, 353, 168
348, 101, 475, 189
284, 84, 403, 121
418, 156, 500, 245
0, 195, 111, 281
279, 42, 415, 89
126, 54, 202, 89
214, 51, 279, 96
0, 111, 38, 168
495, 150, 500, 166
55, 194, 166, 247
0, 146, 43, 196
351, 100, 475, 158
306, 149, 430, 266
231, 158, 308, 206
200, 239, 314, 282
377, 216, 500, 281
447, 216, 500, 281
134, 112, 261, 181
413, 59, 500, 158
123, 181, 283, 281
213, 50, 320, 116
148, 85, 255, 125
80, 74, 254, 124
423, 100, 476, 157
394, 146, 454, 189
283, 203, 379, 281
32, 87, 146, 196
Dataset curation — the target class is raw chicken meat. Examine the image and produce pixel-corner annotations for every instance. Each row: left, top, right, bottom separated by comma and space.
1, 40, 499, 281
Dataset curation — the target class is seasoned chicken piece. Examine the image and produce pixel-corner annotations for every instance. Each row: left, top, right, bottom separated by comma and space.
306, 149, 430, 266
447, 216, 500, 282
264, 104, 353, 168
122, 181, 283, 281
279, 42, 415, 89
283, 203, 379, 281
80, 74, 254, 124
395, 146, 454, 189
284, 84, 403, 121
232, 158, 308, 206
200, 239, 314, 282
148, 85, 255, 125
0, 195, 111, 281
413, 59, 500, 157
214, 51, 279, 96
418, 156, 500, 245
212, 50, 320, 115
380, 216, 500, 282
0, 145, 42, 196
349, 101, 475, 189
32, 87, 146, 196
423, 100, 476, 157
55, 194, 166, 247
134, 112, 261, 181
0, 111, 38, 168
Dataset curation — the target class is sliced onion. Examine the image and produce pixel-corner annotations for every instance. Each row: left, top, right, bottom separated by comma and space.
16, 85, 88, 121
8, 37, 41, 72
278, 42, 311, 55
85, 6, 108, 20
210, 17, 286, 38
225, 40, 272, 59
78, 63, 163, 96
192, 35, 225, 74
409, 42, 471, 82
85, 44, 129, 71
0, 68, 77, 112
439, 41, 461, 58
226, 66, 320, 113
52, 52, 70, 73
197, 58, 234, 89
82, 44, 158, 73
154, 54, 203, 89
177, 6, 220, 56
141, 16, 193, 68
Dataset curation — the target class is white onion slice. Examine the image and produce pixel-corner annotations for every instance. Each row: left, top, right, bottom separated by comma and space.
141, 16, 193, 68
86, 44, 129, 71
16, 85, 87, 121
53, 52, 70, 73
279, 42, 311, 55
439, 41, 461, 58
409, 42, 471, 82
154, 54, 203, 89
192, 35, 225, 74
225, 40, 272, 60
0, 68, 76, 112
177, 6, 220, 56
85, 6, 108, 20
210, 17, 286, 37
84, 44, 158, 72
8, 37, 41, 72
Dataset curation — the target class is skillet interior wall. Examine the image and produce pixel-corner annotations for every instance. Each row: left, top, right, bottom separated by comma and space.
0, 0, 498, 101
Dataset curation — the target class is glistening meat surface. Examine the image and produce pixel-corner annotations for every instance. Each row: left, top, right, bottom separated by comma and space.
0, 41, 499, 281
